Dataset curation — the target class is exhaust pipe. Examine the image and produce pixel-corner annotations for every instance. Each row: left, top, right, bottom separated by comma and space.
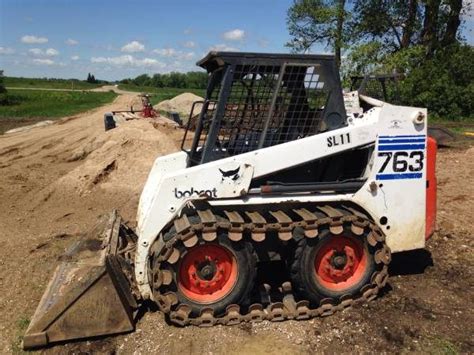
23, 210, 139, 349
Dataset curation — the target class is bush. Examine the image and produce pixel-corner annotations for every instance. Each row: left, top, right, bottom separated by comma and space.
398, 44, 474, 120
0, 93, 23, 106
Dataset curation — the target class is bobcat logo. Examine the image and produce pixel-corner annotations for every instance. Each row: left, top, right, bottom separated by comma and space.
389, 119, 402, 129
219, 166, 240, 181
174, 187, 217, 199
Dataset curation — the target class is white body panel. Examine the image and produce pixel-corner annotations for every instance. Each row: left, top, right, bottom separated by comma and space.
135, 100, 428, 299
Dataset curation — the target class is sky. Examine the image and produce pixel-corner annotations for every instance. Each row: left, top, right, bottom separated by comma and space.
0, 0, 473, 81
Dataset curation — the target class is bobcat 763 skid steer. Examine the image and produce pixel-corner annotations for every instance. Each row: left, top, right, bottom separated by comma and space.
23, 52, 437, 349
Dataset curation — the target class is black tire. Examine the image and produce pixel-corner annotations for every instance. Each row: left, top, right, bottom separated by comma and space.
173, 233, 256, 317
291, 226, 376, 303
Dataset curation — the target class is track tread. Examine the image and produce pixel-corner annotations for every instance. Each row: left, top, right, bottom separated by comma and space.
149, 204, 391, 326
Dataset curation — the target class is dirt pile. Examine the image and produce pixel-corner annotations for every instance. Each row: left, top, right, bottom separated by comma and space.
48, 120, 180, 198
155, 93, 204, 124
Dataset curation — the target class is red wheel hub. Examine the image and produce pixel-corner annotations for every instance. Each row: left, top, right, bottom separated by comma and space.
178, 244, 237, 303
314, 236, 367, 291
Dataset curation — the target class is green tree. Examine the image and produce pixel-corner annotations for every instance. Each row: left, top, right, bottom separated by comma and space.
151, 74, 164, 87
286, 0, 349, 67
132, 74, 151, 86
287, 0, 472, 120
398, 44, 473, 119
86, 73, 98, 84
351, 0, 423, 51
0, 70, 6, 94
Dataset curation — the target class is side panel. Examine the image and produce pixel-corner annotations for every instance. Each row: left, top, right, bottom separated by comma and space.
353, 104, 428, 252
137, 151, 188, 231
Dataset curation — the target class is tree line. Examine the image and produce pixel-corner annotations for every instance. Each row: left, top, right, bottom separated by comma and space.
86, 73, 98, 84
120, 71, 208, 89
287, 0, 473, 119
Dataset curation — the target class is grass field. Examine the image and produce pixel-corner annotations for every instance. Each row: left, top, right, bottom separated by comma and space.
429, 116, 474, 135
118, 84, 205, 105
4, 77, 103, 90
0, 89, 117, 133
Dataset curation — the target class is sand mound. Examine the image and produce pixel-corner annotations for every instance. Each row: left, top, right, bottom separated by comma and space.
51, 120, 181, 196
155, 93, 204, 124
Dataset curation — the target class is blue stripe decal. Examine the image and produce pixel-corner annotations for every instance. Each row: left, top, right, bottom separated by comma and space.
376, 173, 423, 180
379, 144, 425, 151
379, 135, 426, 138
379, 138, 426, 144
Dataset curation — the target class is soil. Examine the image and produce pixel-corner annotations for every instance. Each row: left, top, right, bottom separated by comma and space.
0, 94, 472, 354
154, 93, 204, 124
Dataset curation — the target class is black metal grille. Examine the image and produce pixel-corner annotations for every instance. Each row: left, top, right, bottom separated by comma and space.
182, 53, 345, 165
225, 64, 329, 155
194, 64, 329, 157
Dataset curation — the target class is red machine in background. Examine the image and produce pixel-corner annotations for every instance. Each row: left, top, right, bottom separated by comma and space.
104, 94, 159, 130
112, 94, 157, 118
139, 94, 156, 118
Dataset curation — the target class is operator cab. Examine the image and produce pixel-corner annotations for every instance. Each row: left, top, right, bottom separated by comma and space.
181, 52, 347, 166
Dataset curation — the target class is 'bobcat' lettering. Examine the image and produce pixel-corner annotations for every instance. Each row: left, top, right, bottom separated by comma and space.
174, 187, 218, 199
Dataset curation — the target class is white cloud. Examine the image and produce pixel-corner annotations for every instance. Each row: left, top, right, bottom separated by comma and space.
183, 41, 196, 48
153, 48, 177, 57
121, 41, 145, 53
178, 52, 195, 60
141, 58, 162, 66
91, 57, 107, 63
45, 48, 59, 56
33, 58, 55, 65
222, 29, 245, 41
153, 48, 195, 60
28, 48, 59, 57
21, 35, 48, 44
91, 55, 165, 69
209, 44, 239, 52
28, 48, 43, 56
0, 47, 15, 55
184, 28, 192, 35
65, 38, 79, 46
71, 55, 80, 61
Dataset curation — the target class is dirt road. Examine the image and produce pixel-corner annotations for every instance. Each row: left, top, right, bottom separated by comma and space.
0, 97, 472, 353
5, 85, 128, 94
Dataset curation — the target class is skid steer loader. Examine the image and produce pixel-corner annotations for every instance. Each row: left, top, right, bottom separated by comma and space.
23, 52, 437, 349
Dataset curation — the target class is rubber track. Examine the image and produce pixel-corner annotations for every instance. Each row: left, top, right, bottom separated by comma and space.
149, 204, 391, 326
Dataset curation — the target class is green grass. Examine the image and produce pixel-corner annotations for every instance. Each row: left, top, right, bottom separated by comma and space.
5, 76, 103, 90
425, 337, 459, 355
118, 84, 205, 105
0, 89, 117, 133
0, 89, 117, 118
11, 316, 30, 354
429, 117, 474, 134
